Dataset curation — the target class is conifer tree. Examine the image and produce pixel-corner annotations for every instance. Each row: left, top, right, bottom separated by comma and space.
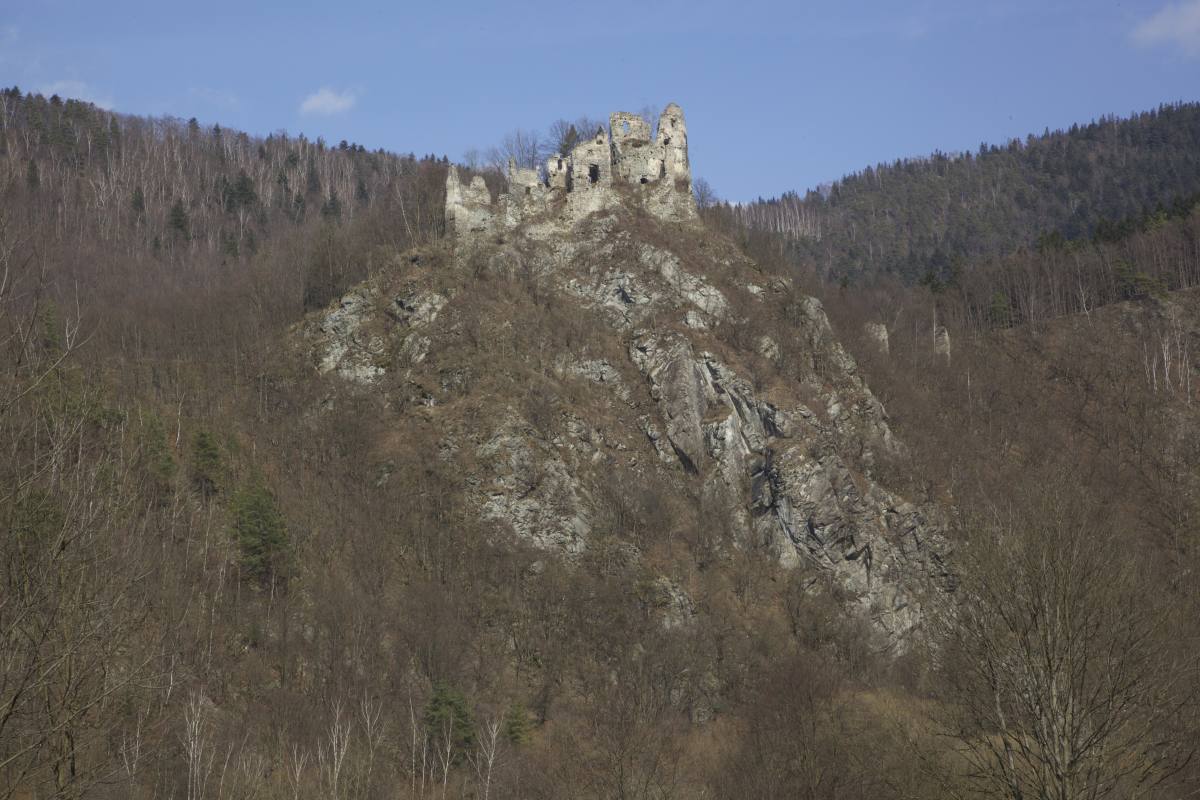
168, 199, 190, 238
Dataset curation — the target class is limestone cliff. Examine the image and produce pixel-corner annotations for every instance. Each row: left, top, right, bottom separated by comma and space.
303, 104, 945, 640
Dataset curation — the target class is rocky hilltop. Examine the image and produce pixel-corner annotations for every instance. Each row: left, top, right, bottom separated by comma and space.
305, 104, 944, 638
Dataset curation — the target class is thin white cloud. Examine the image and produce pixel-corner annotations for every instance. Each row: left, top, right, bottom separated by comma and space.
299, 88, 358, 115
38, 80, 113, 109
1133, 0, 1200, 57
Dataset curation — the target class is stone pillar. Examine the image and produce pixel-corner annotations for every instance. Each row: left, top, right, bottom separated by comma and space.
933, 325, 951, 360
657, 103, 691, 188
864, 322, 890, 355
444, 165, 464, 237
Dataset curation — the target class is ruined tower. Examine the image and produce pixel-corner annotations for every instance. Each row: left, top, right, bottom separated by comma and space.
444, 166, 494, 238
609, 111, 656, 183
569, 126, 612, 191
656, 103, 691, 189
446, 102, 697, 242
607, 104, 691, 192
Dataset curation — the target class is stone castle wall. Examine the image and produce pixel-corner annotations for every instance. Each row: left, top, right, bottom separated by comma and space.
446, 102, 697, 240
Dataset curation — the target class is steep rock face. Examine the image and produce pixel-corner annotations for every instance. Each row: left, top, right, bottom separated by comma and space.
629, 335, 710, 473
477, 415, 591, 554
757, 448, 938, 634
622, 313, 935, 635
303, 197, 943, 640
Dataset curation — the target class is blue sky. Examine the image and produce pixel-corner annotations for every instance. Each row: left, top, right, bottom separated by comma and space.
1, 0, 1198, 201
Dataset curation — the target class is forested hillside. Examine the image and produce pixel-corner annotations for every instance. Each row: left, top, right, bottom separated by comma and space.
0, 88, 459, 798
0, 88, 955, 800
724, 102, 1200, 283
3, 85, 1200, 800
0, 86, 451, 316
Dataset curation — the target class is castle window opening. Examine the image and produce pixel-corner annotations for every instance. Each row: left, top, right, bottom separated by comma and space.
588, 164, 600, 184
622, 120, 631, 133
640, 177, 648, 184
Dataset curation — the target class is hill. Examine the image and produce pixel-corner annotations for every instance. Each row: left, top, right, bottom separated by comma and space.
2, 90, 1198, 800
720, 101, 1200, 283
0, 92, 948, 800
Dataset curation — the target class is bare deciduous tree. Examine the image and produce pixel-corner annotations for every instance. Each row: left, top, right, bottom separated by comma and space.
358, 691, 386, 796
934, 492, 1197, 800
487, 129, 542, 172
317, 699, 352, 800
470, 715, 504, 800
693, 178, 717, 210
284, 742, 308, 800
182, 691, 213, 800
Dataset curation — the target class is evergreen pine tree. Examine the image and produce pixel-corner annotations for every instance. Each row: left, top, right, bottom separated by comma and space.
229, 482, 288, 582
503, 702, 533, 745
190, 431, 222, 497
320, 191, 342, 220
424, 683, 476, 763
168, 200, 190, 238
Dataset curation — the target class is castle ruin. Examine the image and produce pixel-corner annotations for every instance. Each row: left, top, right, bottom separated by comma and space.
446, 103, 697, 240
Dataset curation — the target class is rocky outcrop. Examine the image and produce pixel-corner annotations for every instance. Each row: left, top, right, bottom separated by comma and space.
305, 278, 449, 382
754, 448, 939, 635
625, 322, 935, 636
934, 325, 951, 359
865, 321, 890, 354
478, 416, 591, 554
630, 335, 710, 473
304, 110, 944, 640
311, 287, 386, 383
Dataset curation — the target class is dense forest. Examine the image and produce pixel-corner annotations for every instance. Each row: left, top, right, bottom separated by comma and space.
3, 84, 1200, 800
709, 187, 1200, 338
722, 102, 1200, 283
0, 85, 454, 314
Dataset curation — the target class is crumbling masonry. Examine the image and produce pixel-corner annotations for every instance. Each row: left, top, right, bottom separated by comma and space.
446, 103, 697, 240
